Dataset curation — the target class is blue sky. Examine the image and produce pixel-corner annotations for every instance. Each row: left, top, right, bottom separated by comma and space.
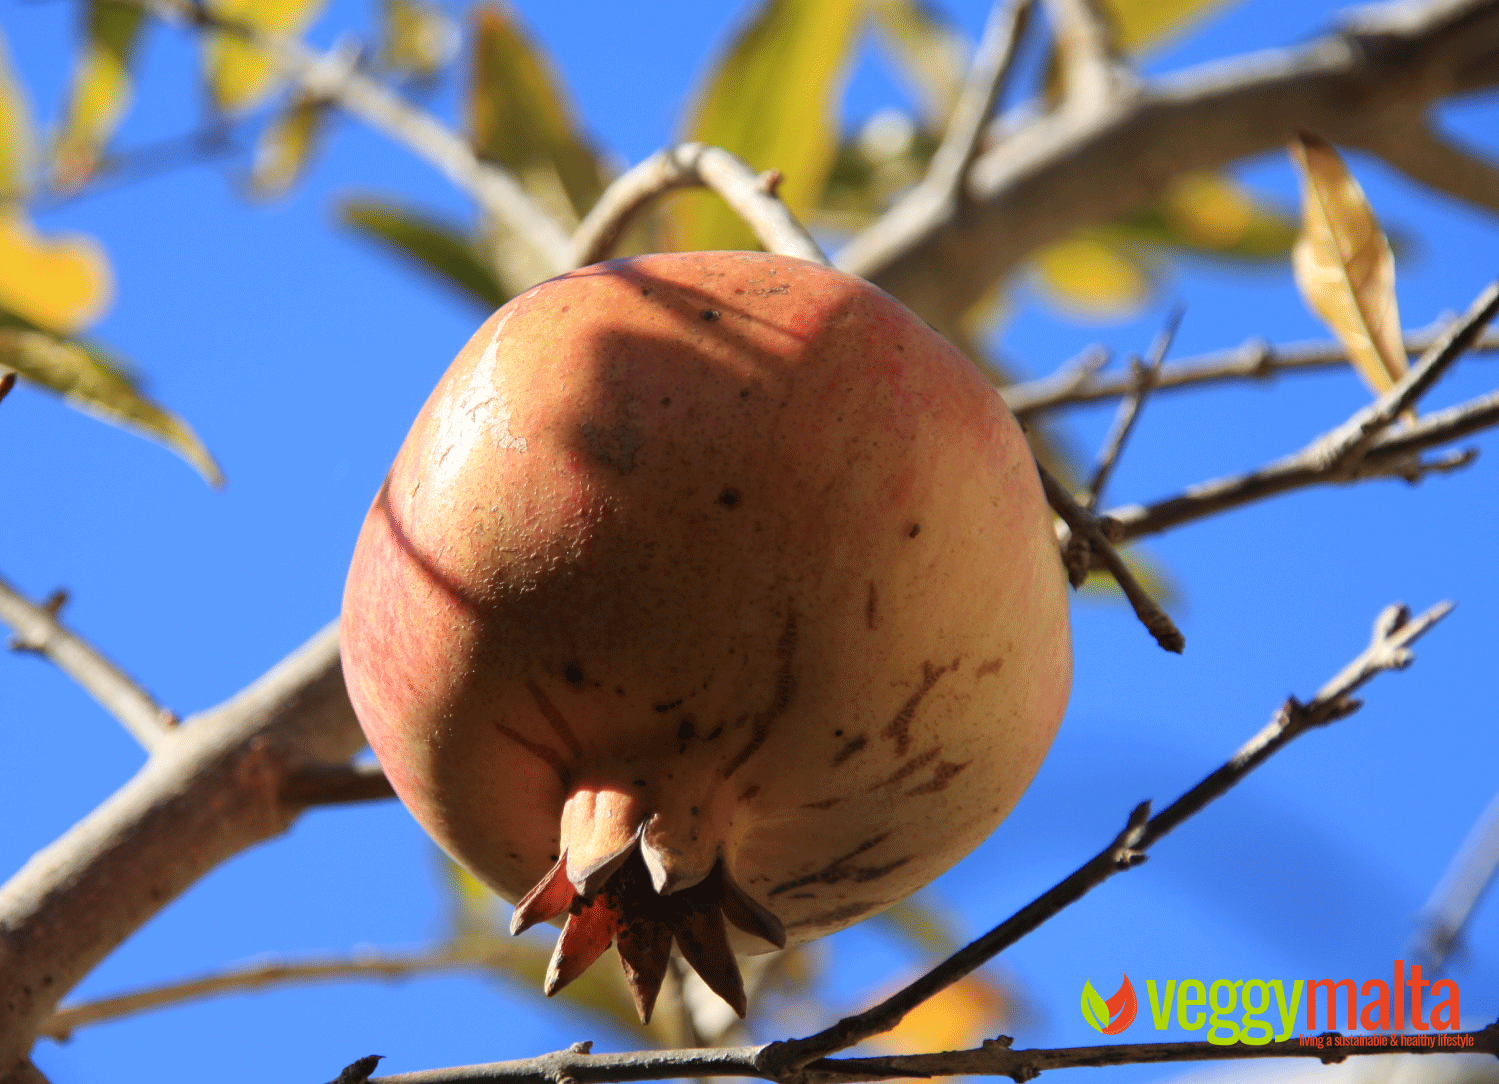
2, 1, 1497, 1082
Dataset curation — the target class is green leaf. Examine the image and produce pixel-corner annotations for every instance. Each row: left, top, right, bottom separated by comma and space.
1106, 0, 1242, 52
52, 0, 147, 193
380, 0, 458, 79
202, 0, 327, 113
0, 310, 222, 487
866, 0, 970, 129
339, 196, 508, 311
0, 27, 37, 199
671, 0, 864, 253
468, 3, 608, 226
250, 93, 327, 198
1081, 979, 1111, 1031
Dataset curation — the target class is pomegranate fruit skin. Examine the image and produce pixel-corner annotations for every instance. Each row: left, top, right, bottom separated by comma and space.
341, 251, 1071, 1003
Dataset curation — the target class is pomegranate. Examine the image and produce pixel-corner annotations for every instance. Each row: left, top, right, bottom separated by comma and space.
341, 251, 1071, 1022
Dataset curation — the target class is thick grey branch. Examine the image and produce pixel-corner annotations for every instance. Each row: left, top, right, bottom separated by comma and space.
569, 144, 828, 269
0, 623, 363, 1074
0, 575, 175, 751
842, 0, 1499, 329
1357, 113, 1499, 216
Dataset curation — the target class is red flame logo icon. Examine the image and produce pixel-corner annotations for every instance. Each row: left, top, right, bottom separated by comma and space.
1081, 975, 1138, 1034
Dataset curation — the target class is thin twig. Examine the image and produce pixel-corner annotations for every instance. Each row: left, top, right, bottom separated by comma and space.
0, 572, 176, 752
130, 0, 572, 279
757, 600, 1451, 1074
1104, 280, 1499, 542
568, 143, 828, 269
1040, 464, 1184, 652
1003, 327, 1499, 417
38, 944, 537, 1041
281, 761, 397, 806
1080, 306, 1182, 509
1411, 786, 1499, 969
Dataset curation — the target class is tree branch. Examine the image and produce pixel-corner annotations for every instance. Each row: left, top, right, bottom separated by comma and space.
568, 144, 828, 269
1105, 279, 1499, 541
1002, 327, 1499, 417
1411, 786, 1499, 968
1041, 465, 1185, 652
842, 0, 1499, 331
132, 0, 573, 279
0, 574, 176, 752
1080, 307, 1181, 509
281, 761, 397, 807
38, 943, 538, 1041
1356, 112, 1499, 216
758, 600, 1450, 1073
0, 623, 364, 1075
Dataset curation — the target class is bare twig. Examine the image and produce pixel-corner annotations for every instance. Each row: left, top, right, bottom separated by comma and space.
836, 0, 1030, 288
1080, 307, 1182, 509
1411, 786, 1499, 968
281, 761, 397, 806
130, 0, 572, 279
1040, 465, 1184, 652
0, 573, 176, 752
330, 1055, 384, 1084
1003, 327, 1499, 417
347, 1023, 1499, 1084
0, 623, 363, 1073
1045, 0, 1134, 113
568, 143, 828, 269
38, 943, 534, 1041
757, 600, 1451, 1074
842, 0, 1499, 333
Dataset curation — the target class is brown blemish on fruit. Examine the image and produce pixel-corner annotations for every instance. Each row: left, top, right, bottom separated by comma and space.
882, 661, 950, 756
768, 833, 906, 896
654, 699, 683, 713
701, 309, 721, 321
493, 722, 572, 789
717, 487, 741, 508
564, 663, 584, 685
975, 656, 1004, 680
525, 681, 583, 759
677, 718, 696, 742
869, 746, 940, 790
802, 797, 841, 810
866, 581, 879, 629
908, 523, 921, 538
906, 759, 972, 796
581, 419, 645, 475
705, 724, 723, 741
786, 901, 879, 929
722, 609, 797, 777
738, 783, 761, 801
789, 892, 815, 899
832, 734, 867, 766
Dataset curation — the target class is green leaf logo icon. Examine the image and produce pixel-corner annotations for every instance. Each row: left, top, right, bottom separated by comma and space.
1080, 975, 1138, 1033
1081, 980, 1111, 1031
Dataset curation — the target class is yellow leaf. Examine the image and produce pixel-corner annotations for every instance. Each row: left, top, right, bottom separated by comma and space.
468, 3, 608, 226
1289, 133, 1406, 398
1033, 235, 1153, 318
0, 27, 37, 198
867, 0, 970, 130
381, 0, 458, 79
878, 973, 1010, 1058
0, 323, 222, 486
671, 0, 864, 253
250, 93, 326, 198
52, 0, 146, 193
1105, 0, 1242, 52
202, 0, 327, 113
0, 209, 112, 334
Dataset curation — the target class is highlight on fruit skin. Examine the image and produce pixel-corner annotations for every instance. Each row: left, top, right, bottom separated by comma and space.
340, 250, 1073, 1023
